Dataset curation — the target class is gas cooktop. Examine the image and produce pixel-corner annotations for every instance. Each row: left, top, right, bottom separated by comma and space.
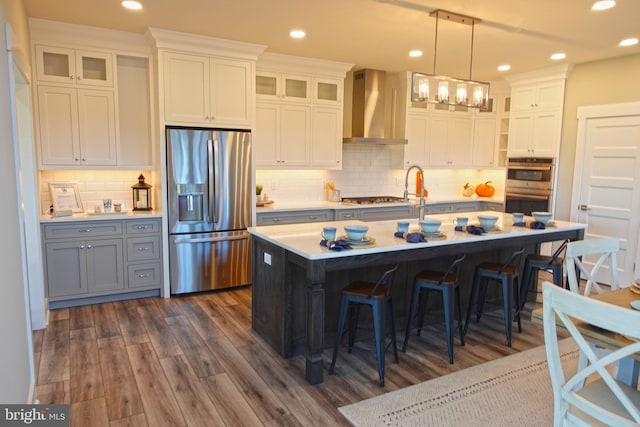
341, 196, 407, 205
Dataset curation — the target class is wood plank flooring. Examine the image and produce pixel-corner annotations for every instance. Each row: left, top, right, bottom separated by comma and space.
33, 282, 553, 427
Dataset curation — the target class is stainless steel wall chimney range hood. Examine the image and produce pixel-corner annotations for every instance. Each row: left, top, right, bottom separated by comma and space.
343, 69, 408, 145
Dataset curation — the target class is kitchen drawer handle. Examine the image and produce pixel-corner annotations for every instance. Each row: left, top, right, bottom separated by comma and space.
308, 216, 317, 220
79, 229, 91, 233
272, 218, 281, 223
343, 214, 354, 219
138, 273, 150, 278
174, 234, 249, 244
136, 225, 149, 230
137, 247, 149, 251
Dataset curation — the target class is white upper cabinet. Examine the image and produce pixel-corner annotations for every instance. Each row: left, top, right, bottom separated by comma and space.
506, 65, 572, 157
37, 85, 117, 166
256, 72, 310, 103
510, 80, 564, 112
254, 53, 352, 169
162, 52, 252, 127
35, 44, 114, 87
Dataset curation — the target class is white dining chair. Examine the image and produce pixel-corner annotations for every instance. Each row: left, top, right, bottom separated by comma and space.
564, 238, 637, 388
542, 282, 640, 426
565, 237, 619, 296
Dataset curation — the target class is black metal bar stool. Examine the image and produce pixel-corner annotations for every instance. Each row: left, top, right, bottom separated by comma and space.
402, 255, 466, 364
519, 240, 568, 310
329, 265, 399, 387
464, 248, 526, 347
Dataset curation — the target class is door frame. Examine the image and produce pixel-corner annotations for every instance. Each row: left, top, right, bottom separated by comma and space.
571, 101, 640, 282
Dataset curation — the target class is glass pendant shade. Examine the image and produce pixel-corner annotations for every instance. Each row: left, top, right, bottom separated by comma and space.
411, 72, 489, 109
410, 9, 490, 109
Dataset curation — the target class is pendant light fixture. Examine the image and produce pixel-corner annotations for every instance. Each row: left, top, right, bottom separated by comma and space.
411, 9, 490, 109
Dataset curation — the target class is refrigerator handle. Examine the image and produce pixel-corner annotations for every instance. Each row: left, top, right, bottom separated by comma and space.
212, 135, 220, 225
207, 138, 216, 224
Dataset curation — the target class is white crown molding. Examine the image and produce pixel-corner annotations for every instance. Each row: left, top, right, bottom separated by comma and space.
146, 27, 266, 60
257, 52, 354, 77
29, 18, 150, 55
505, 63, 574, 85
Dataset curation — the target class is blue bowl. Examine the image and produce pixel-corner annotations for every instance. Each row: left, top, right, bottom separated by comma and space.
478, 215, 499, 229
419, 219, 442, 233
344, 225, 369, 241
531, 211, 552, 225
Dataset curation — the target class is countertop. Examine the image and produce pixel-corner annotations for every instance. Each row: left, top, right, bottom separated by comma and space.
40, 210, 162, 223
255, 196, 504, 212
247, 211, 586, 261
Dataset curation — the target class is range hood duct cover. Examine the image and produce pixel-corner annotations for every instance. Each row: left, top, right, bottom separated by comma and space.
343, 69, 407, 145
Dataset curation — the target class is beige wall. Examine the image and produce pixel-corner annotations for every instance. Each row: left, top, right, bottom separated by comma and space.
0, 0, 35, 403
556, 53, 640, 220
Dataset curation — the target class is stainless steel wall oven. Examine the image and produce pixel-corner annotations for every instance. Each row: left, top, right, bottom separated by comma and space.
505, 157, 555, 215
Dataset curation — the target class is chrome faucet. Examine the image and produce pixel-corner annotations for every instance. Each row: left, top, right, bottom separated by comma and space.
404, 165, 426, 220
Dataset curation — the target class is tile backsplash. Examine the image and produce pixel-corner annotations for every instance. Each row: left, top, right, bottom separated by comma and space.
40, 170, 155, 214
257, 145, 505, 203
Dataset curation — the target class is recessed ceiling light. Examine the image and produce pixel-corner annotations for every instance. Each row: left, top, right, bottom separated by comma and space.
619, 38, 639, 47
592, 1, 615, 11
409, 50, 423, 58
497, 65, 511, 71
290, 30, 306, 39
121, 1, 142, 10
550, 53, 566, 60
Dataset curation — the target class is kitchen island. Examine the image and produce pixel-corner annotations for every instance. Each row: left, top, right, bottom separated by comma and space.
248, 211, 586, 385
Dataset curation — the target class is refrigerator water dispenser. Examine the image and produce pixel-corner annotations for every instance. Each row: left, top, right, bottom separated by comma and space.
178, 193, 204, 222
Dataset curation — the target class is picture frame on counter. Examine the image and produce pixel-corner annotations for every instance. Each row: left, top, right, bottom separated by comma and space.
49, 182, 84, 213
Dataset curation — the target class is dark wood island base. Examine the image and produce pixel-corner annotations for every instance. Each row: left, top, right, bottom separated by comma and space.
249, 213, 585, 385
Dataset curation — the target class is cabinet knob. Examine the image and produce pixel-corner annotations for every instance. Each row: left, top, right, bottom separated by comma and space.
80, 245, 85, 249
87, 245, 92, 249
74, 157, 80, 162
81, 157, 86, 161
70, 75, 75, 80
77, 76, 83, 80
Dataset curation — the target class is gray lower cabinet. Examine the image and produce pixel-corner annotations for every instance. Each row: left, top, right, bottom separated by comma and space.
358, 205, 414, 221
256, 209, 333, 225
42, 218, 161, 306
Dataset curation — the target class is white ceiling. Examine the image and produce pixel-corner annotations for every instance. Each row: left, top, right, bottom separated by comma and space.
23, 0, 640, 81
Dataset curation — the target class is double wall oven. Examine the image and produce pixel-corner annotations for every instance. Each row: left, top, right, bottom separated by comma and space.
505, 157, 555, 215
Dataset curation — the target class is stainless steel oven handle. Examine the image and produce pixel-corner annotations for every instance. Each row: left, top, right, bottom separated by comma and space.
505, 192, 550, 200
174, 234, 248, 244
506, 166, 552, 171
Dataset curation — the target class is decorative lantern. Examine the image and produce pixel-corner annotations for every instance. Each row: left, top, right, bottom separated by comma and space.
131, 174, 152, 211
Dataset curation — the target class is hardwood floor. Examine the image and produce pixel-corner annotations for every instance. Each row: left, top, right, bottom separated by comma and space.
33, 282, 551, 427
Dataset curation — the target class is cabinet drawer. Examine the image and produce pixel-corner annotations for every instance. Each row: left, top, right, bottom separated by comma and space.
128, 263, 161, 288
126, 219, 161, 234
335, 209, 358, 220
126, 236, 160, 261
453, 202, 480, 212
358, 206, 414, 221
424, 204, 452, 214
256, 209, 332, 225
43, 221, 122, 239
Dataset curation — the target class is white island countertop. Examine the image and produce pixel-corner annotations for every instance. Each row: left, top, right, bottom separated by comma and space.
248, 211, 587, 261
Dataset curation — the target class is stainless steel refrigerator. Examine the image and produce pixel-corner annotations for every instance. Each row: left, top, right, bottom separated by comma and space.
166, 127, 252, 294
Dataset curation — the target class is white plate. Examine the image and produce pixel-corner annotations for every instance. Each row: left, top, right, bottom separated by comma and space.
630, 300, 640, 311
339, 235, 375, 246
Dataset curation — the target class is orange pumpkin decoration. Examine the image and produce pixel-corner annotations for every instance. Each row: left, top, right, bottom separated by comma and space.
475, 181, 495, 197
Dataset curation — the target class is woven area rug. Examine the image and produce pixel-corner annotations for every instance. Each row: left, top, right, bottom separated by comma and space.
339, 338, 578, 426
